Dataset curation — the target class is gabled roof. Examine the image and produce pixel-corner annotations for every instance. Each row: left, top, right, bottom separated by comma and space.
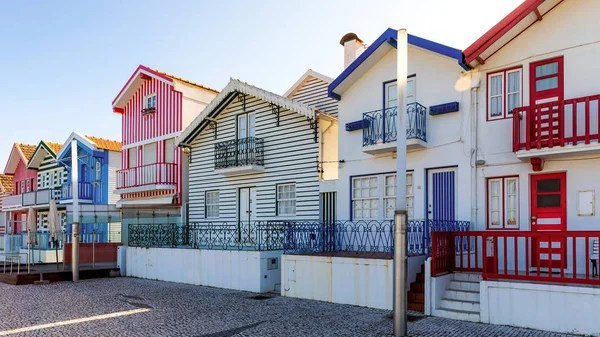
4, 143, 37, 174
178, 79, 334, 145
284, 69, 334, 98
328, 28, 469, 100
112, 65, 219, 110
27, 140, 63, 169
0, 174, 13, 194
463, 0, 562, 67
56, 132, 121, 160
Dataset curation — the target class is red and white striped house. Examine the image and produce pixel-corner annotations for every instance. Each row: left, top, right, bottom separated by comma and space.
112, 65, 218, 230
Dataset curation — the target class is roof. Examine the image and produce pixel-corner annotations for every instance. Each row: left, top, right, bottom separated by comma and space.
284, 69, 334, 98
112, 65, 219, 109
0, 174, 13, 193
178, 79, 334, 145
4, 143, 37, 175
463, 0, 562, 67
44, 141, 62, 156
27, 140, 64, 169
328, 28, 469, 100
85, 136, 122, 152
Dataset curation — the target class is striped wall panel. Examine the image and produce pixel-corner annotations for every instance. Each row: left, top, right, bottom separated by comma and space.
188, 94, 320, 222
291, 77, 338, 117
432, 170, 456, 221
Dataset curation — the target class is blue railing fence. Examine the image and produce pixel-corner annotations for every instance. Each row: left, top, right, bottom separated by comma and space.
362, 102, 427, 147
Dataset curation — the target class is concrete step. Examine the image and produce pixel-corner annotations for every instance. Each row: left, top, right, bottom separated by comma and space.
440, 298, 480, 312
444, 289, 480, 302
408, 302, 424, 312
454, 272, 482, 283
448, 280, 479, 292
407, 291, 424, 304
435, 307, 480, 322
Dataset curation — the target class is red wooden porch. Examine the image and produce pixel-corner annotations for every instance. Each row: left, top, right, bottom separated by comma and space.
432, 231, 600, 286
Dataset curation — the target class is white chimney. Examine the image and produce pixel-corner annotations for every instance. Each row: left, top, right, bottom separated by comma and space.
340, 33, 366, 69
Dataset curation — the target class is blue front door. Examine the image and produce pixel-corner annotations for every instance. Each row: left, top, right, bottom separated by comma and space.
427, 167, 457, 221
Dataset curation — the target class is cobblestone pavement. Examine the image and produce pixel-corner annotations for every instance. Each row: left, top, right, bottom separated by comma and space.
0, 278, 582, 337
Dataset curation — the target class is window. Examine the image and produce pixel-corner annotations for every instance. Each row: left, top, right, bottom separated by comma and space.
205, 191, 219, 219
487, 177, 519, 229
237, 113, 256, 139
352, 173, 414, 220
487, 68, 522, 120
95, 162, 101, 181
25, 180, 30, 193
128, 148, 137, 168
165, 138, 175, 164
383, 76, 417, 109
143, 142, 157, 165
144, 93, 156, 109
277, 183, 296, 216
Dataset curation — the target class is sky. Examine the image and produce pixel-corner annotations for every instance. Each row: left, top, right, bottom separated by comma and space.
0, 0, 523, 165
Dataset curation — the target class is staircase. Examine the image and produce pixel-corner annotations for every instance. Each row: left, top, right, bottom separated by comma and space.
435, 273, 481, 322
407, 264, 425, 312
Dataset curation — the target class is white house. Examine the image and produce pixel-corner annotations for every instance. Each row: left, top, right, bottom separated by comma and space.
427, 0, 600, 335
125, 75, 338, 293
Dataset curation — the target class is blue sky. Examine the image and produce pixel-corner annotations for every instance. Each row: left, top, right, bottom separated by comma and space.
0, 0, 522, 164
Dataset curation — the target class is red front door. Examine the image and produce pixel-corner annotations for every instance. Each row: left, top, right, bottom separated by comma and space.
529, 57, 564, 147
530, 172, 567, 269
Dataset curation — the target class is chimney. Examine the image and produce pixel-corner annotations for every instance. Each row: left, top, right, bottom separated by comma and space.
340, 33, 366, 69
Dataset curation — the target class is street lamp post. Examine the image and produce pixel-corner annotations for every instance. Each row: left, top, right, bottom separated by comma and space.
393, 28, 408, 337
71, 140, 80, 282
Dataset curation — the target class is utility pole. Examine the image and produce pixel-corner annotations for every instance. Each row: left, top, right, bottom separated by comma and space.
71, 140, 80, 282
393, 28, 408, 337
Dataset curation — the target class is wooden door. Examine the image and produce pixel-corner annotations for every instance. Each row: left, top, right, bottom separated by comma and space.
238, 187, 256, 243
529, 57, 564, 147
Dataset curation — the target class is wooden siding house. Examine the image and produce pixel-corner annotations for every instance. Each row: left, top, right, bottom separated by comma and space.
2, 143, 37, 234
112, 65, 218, 239
0, 174, 14, 234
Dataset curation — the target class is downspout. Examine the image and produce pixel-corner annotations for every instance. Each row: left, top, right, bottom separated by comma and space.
470, 76, 480, 230
319, 119, 334, 181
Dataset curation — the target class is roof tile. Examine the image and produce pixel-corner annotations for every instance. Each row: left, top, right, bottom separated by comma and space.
152, 68, 220, 94
44, 141, 63, 156
0, 174, 13, 193
16, 143, 37, 161
85, 136, 122, 152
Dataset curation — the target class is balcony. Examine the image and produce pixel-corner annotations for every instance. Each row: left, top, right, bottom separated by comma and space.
214, 137, 265, 175
60, 182, 94, 202
513, 94, 600, 159
22, 188, 60, 207
362, 102, 427, 155
1, 194, 22, 211
116, 162, 178, 194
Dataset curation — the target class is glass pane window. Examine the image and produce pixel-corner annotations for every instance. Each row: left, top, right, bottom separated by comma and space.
352, 177, 379, 220
488, 179, 502, 227
536, 77, 558, 91
506, 70, 521, 115
488, 177, 519, 229
384, 174, 396, 219
406, 78, 416, 104
536, 62, 558, 77
537, 179, 560, 193
352, 173, 414, 220
505, 178, 518, 227
205, 191, 219, 219
488, 68, 522, 120
277, 184, 296, 216
537, 194, 561, 208
144, 94, 156, 109
406, 173, 414, 219
489, 74, 503, 117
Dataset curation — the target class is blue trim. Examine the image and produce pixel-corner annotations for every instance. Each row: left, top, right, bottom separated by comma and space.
429, 102, 460, 116
328, 28, 470, 100
345, 120, 366, 132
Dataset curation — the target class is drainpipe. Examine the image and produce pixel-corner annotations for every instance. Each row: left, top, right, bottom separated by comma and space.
470, 76, 480, 230
319, 119, 334, 180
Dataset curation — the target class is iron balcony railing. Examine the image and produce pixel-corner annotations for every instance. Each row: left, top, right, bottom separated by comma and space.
22, 188, 61, 207
116, 162, 178, 190
284, 219, 470, 258
60, 182, 94, 201
362, 102, 427, 146
214, 137, 264, 169
128, 221, 286, 251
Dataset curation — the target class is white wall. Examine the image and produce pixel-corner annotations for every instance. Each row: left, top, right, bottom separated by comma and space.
126, 247, 282, 293
481, 280, 600, 336
336, 46, 472, 221
174, 81, 218, 131
108, 151, 121, 205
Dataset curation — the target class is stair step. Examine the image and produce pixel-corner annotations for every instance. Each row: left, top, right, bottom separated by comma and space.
407, 291, 424, 304
410, 282, 424, 292
408, 302, 424, 312
444, 289, 480, 302
454, 272, 482, 282
415, 273, 424, 282
435, 308, 480, 322
440, 298, 480, 312
449, 280, 479, 292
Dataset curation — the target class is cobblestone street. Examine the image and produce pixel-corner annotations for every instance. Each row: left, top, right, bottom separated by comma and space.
0, 278, 581, 337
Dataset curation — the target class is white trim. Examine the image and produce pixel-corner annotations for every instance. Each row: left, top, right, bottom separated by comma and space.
122, 132, 182, 150
505, 68, 522, 116
284, 69, 334, 98
487, 72, 504, 120
116, 194, 175, 208
113, 68, 172, 109
56, 132, 98, 159
113, 184, 176, 195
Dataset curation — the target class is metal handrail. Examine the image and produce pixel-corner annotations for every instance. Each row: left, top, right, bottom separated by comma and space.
214, 137, 265, 169
362, 102, 427, 146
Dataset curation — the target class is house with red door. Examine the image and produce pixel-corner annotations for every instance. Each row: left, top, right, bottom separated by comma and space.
112, 65, 218, 242
1, 143, 37, 235
427, 0, 600, 335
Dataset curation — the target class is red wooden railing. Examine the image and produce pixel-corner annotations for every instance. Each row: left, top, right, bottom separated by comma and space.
513, 94, 600, 152
432, 231, 600, 286
116, 163, 178, 189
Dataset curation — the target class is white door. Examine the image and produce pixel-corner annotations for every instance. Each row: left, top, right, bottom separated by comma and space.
238, 187, 257, 243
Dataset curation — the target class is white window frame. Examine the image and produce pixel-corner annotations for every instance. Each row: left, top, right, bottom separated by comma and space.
384, 174, 396, 220
205, 191, 219, 219
352, 173, 414, 220
487, 176, 519, 229
487, 68, 522, 120
144, 93, 157, 109
277, 183, 296, 216
95, 162, 101, 181
406, 173, 414, 219
383, 76, 417, 109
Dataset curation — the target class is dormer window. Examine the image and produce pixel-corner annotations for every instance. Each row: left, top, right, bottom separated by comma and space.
142, 93, 156, 115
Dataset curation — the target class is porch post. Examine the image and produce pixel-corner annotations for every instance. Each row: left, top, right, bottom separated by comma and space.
393, 28, 408, 337
71, 140, 80, 282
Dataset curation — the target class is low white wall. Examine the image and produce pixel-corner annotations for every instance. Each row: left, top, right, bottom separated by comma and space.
481, 280, 600, 336
126, 247, 282, 293
428, 272, 454, 317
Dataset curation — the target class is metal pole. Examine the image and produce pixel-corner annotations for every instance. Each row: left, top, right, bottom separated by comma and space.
394, 28, 409, 337
71, 140, 80, 282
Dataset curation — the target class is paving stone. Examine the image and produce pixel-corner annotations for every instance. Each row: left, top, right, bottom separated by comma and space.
0, 278, 582, 336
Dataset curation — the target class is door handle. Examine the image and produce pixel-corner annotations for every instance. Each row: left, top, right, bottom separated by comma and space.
531, 216, 537, 220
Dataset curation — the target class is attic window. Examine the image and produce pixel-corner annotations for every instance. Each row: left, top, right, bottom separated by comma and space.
142, 93, 156, 115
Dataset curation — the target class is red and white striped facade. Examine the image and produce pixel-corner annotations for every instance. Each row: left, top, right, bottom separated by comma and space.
113, 65, 218, 204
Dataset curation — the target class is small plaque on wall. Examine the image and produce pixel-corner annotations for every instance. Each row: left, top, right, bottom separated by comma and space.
577, 190, 595, 216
